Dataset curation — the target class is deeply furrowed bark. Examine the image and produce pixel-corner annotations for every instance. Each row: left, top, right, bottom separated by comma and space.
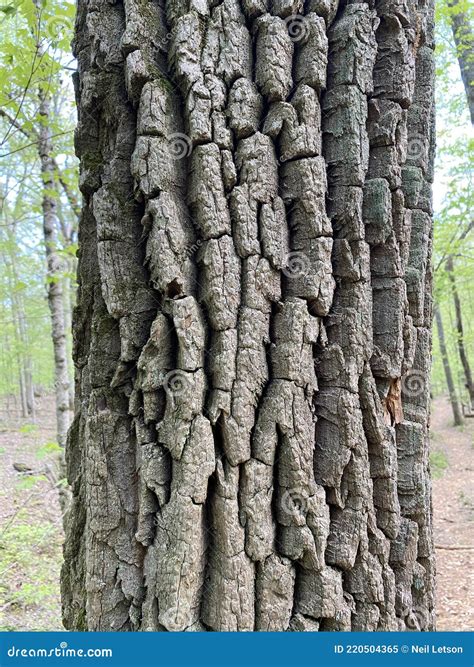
62, 0, 436, 631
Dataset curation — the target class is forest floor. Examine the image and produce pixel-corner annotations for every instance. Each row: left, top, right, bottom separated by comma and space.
431, 396, 474, 631
0, 395, 471, 631
0, 396, 63, 631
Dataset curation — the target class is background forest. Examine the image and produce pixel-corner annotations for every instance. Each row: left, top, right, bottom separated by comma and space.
0, 0, 472, 631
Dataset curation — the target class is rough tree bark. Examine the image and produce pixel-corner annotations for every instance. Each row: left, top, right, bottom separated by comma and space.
434, 305, 463, 426
62, 0, 436, 631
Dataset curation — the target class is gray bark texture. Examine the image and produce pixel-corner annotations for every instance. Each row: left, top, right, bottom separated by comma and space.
62, 0, 436, 631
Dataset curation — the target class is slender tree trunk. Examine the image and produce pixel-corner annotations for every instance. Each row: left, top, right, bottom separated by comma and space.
1, 246, 31, 418
445, 256, 474, 409
63, 270, 75, 411
37, 92, 71, 449
53, 150, 78, 412
2, 230, 36, 419
11, 306, 28, 419
448, 0, 474, 124
62, 0, 436, 631
434, 305, 463, 425
17, 361, 28, 419
17, 307, 35, 420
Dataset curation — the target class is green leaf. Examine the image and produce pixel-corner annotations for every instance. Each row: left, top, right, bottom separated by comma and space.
36, 441, 61, 459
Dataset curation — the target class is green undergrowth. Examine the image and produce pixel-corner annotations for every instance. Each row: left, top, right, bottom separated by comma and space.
430, 449, 449, 479
0, 507, 63, 631
0, 431, 64, 631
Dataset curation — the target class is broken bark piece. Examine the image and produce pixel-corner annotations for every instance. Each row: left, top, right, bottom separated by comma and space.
255, 14, 293, 101
198, 236, 241, 330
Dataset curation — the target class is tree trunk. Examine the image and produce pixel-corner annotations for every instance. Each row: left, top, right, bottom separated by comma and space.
17, 361, 28, 419
0, 242, 34, 419
434, 305, 463, 426
63, 270, 76, 412
448, 0, 474, 124
17, 307, 35, 420
38, 92, 72, 449
62, 0, 436, 631
445, 256, 474, 410
54, 159, 78, 412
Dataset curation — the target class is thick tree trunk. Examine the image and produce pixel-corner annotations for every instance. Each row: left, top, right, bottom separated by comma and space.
445, 256, 474, 410
448, 0, 474, 124
434, 305, 463, 426
38, 93, 72, 450
62, 0, 436, 631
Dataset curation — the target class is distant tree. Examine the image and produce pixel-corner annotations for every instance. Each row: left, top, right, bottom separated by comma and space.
447, 0, 474, 123
0, 0, 77, 443
433, 0, 473, 412
434, 304, 463, 425
0, 180, 35, 418
446, 253, 474, 411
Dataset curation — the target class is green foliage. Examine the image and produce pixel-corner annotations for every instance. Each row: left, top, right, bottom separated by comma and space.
0, 415, 63, 631
0, 509, 62, 631
19, 423, 38, 434
429, 449, 449, 479
36, 440, 61, 459
434, 0, 473, 122
432, 0, 474, 407
0, 0, 77, 399
14, 473, 48, 490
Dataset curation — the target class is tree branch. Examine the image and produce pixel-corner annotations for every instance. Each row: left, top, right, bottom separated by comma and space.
0, 108, 79, 220
448, 0, 474, 124
435, 219, 474, 273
